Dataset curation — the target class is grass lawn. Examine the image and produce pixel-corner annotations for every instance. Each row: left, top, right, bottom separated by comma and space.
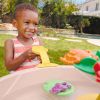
0, 34, 100, 77
0, 34, 15, 77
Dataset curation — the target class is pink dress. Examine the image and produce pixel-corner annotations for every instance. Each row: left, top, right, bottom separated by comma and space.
12, 36, 41, 71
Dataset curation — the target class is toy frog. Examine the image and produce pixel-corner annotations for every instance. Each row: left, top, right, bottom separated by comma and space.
60, 49, 98, 65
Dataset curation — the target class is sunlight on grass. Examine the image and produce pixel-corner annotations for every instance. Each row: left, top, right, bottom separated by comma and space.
0, 34, 14, 77
42, 39, 100, 51
0, 34, 15, 47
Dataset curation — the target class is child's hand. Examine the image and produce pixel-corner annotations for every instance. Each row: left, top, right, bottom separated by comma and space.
37, 55, 42, 63
25, 49, 41, 62
25, 49, 37, 61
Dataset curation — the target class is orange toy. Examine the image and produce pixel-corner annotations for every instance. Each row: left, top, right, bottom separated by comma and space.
60, 49, 98, 65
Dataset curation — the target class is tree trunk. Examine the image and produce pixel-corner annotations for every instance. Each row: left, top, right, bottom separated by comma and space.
80, 25, 84, 34
56, 16, 60, 28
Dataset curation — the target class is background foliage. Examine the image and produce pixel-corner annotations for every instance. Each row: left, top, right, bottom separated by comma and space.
68, 15, 100, 34
1, 0, 77, 29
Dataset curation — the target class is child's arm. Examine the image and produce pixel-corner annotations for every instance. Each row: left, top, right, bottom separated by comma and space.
4, 39, 36, 71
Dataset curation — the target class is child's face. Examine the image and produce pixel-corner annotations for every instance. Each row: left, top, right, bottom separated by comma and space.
13, 10, 39, 39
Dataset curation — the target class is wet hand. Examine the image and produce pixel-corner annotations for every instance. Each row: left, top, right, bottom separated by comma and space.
26, 49, 37, 61
37, 55, 42, 63
25, 49, 41, 62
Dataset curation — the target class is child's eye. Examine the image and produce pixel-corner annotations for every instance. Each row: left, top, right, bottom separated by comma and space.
33, 24, 38, 27
25, 22, 29, 24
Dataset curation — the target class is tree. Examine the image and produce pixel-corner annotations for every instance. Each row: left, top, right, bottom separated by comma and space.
79, 18, 90, 33
2, 0, 40, 15
1, 0, 40, 22
42, 0, 67, 28
68, 16, 90, 34
65, 3, 78, 15
0, 0, 2, 20
41, 0, 78, 28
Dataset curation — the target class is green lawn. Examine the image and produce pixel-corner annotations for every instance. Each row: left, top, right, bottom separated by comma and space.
0, 34, 100, 77
0, 34, 15, 77
42, 38, 100, 64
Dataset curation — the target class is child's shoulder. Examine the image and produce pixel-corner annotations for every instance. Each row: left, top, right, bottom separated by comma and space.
5, 39, 12, 43
5, 37, 17, 42
4, 38, 15, 46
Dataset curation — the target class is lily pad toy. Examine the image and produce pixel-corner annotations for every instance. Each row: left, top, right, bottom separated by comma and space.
74, 57, 97, 75
43, 80, 74, 96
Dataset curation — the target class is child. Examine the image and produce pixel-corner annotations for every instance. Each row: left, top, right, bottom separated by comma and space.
4, 3, 42, 71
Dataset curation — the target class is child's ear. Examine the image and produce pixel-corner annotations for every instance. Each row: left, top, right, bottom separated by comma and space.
12, 19, 18, 28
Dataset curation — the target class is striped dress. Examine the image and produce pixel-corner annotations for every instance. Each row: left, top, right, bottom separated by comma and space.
12, 36, 41, 71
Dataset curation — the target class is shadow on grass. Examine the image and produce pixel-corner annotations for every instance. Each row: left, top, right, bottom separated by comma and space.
0, 47, 9, 77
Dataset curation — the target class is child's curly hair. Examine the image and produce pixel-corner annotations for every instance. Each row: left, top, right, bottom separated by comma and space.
13, 3, 38, 19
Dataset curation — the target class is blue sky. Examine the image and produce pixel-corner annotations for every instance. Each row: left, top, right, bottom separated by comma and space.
64, 0, 86, 4
74, 0, 86, 4
38, 0, 86, 8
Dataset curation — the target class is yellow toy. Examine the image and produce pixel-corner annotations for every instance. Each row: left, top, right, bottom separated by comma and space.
77, 94, 100, 100
32, 46, 58, 67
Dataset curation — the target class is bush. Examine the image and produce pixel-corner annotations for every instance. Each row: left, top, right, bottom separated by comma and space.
68, 15, 100, 34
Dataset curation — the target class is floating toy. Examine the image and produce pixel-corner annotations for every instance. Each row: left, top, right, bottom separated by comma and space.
50, 82, 71, 94
74, 50, 100, 82
32, 46, 58, 67
77, 94, 100, 100
74, 57, 97, 75
43, 80, 74, 96
60, 49, 98, 65
94, 62, 100, 82
95, 50, 100, 59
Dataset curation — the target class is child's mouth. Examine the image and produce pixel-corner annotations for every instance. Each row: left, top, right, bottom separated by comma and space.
25, 32, 33, 37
